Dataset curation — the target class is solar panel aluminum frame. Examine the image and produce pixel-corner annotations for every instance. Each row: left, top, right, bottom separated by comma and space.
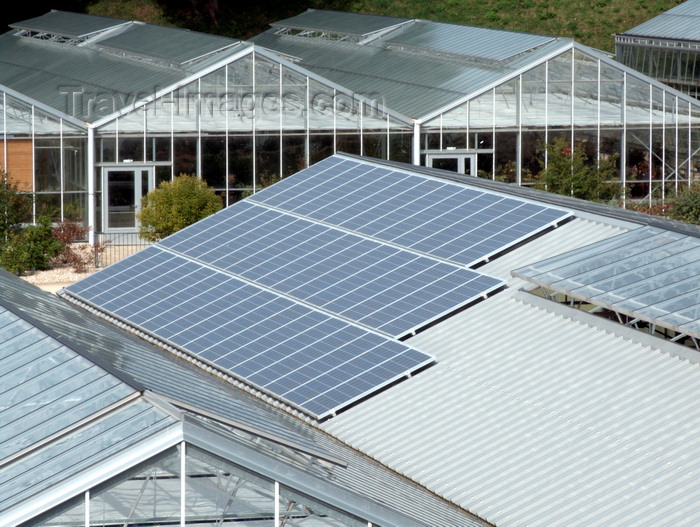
60, 285, 436, 421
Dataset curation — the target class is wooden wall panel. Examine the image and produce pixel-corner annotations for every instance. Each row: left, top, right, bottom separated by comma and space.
0, 139, 33, 190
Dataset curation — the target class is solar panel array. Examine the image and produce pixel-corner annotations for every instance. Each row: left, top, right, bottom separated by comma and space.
161, 200, 502, 338
66, 155, 572, 419
249, 156, 572, 267
513, 226, 700, 337
67, 246, 433, 418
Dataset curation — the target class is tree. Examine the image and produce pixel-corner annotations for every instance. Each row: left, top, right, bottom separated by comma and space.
537, 137, 620, 202
138, 175, 222, 241
668, 182, 700, 225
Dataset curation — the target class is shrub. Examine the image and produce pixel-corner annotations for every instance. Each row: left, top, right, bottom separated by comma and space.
0, 173, 32, 244
0, 216, 64, 275
138, 174, 222, 241
668, 182, 700, 225
537, 137, 620, 201
52, 219, 97, 273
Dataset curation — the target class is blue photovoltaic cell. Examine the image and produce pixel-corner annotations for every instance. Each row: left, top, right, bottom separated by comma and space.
249, 156, 572, 267
65, 245, 434, 419
161, 200, 503, 337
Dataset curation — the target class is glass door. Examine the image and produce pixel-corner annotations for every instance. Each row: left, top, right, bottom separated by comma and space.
426, 153, 476, 176
104, 167, 154, 231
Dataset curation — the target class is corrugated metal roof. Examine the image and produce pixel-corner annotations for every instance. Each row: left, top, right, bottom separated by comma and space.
620, 0, 700, 41
271, 9, 411, 37
95, 22, 239, 66
9, 10, 129, 39
321, 217, 700, 526
384, 20, 555, 62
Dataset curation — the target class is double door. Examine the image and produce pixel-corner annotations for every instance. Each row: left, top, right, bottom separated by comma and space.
103, 167, 154, 231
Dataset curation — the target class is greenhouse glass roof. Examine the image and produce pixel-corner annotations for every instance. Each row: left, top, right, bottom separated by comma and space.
513, 226, 700, 339
620, 0, 700, 42
9, 10, 129, 39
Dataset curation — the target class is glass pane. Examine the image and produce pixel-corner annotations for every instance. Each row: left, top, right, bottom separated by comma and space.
432, 157, 458, 171
202, 135, 226, 188
173, 80, 199, 133
522, 63, 547, 127
229, 135, 253, 188
199, 68, 227, 132
309, 79, 335, 130
35, 139, 61, 192
547, 51, 573, 127
90, 447, 181, 526
599, 61, 624, 126
107, 170, 135, 229
282, 65, 307, 131
573, 50, 599, 128
173, 136, 197, 176
186, 446, 274, 524
495, 77, 518, 128
64, 138, 87, 191
469, 88, 493, 129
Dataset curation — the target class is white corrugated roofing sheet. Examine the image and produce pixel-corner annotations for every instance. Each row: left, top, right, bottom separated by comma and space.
321, 218, 700, 526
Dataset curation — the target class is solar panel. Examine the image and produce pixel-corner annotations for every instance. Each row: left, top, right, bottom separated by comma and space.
65, 246, 434, 419
512, 226, 700, 338
249, 156, 572, 267
160, 200, 503, 338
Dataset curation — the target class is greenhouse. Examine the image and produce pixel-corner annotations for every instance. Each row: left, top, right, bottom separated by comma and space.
616, 0, 700, 99
1, 10, 700, 240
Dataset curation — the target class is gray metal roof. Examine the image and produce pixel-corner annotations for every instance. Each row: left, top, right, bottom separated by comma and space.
9, 10, 129, 39
252, 28, 569, 120
383, 19, 556, 62
271, 9, 411, 37
321, 215, 700, 526
95, 22, 239, 66
0, 12, 247, 125
620, 0, 700, 41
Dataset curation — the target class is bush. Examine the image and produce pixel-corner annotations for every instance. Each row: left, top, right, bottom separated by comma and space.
537, 137, 620, 201
0, 216, 64, 275
0, 173, 32, 244
668, 182, 700, 224
138, 175, 222, 241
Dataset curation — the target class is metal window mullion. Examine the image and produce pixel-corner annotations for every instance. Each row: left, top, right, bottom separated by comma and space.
386, 113, 390, 160
170, 90, 174, 180
597, 58, 601, 168
570, 49, 575, 164
360, 100, 364, 156
675, 96, 679, 194
84, 490, 90, 527
143, 106, 147, 164
59, 117, 64, 221
252, 53, 257, 192
279, 64, 283, 177
545, 60, 549, 170
491, 88, 496, 179
439, 114, 443, 150
274, 481, 280, 527
649, 83, 653, 204
197, 78, 202, 179
2, 92, 6, 173
517, 74, 522, 185
180, 441, 186, 527
306, 75, 310, 168
333, 88, 337, 154
225, 64, 229, 206
622, 72, 627, 203
688, 102, 692, 187
662, 90, 666, 202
